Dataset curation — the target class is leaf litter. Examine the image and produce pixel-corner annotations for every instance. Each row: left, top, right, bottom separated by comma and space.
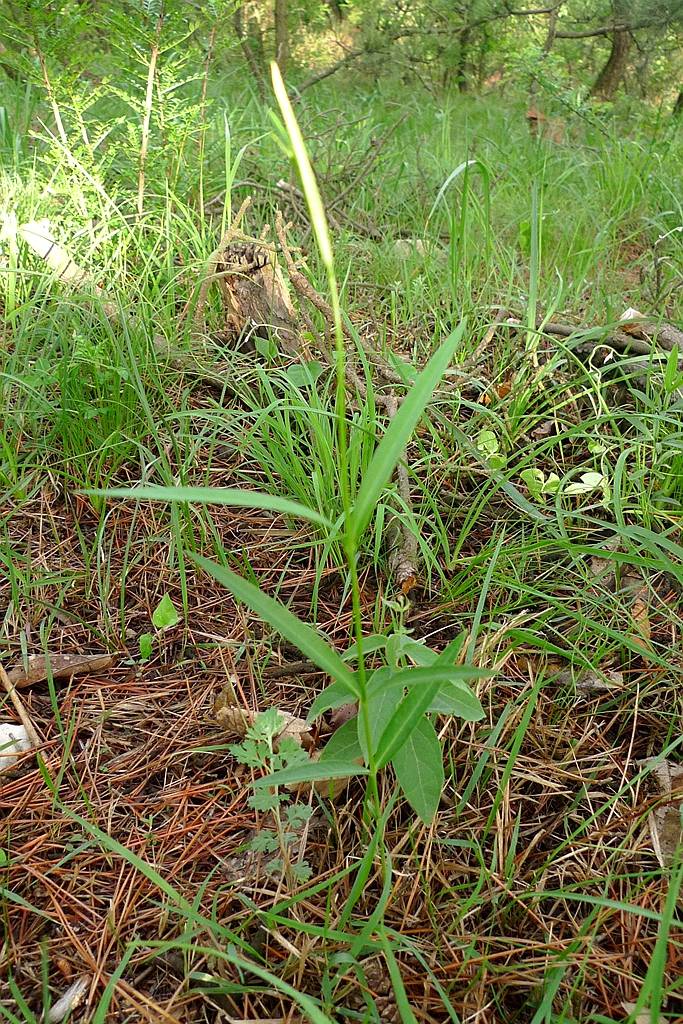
2, 204, 683, 1021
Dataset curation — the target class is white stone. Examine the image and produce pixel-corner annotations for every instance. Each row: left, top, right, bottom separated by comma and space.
0, 723, 32, 771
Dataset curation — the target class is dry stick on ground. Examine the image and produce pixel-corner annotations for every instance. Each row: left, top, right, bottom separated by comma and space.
0, 662, 42, 749
539, 321, 678, 358
619, 311, 683, 353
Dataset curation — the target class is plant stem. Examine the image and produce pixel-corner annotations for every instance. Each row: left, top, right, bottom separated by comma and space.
138, 15, 163, 220
329, 269, 380, 819
34, 42, 68, 147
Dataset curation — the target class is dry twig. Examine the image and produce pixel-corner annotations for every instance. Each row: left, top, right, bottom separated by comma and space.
0, 662, 42, 749
383, 393, 420, 594
540, 320, 680, 359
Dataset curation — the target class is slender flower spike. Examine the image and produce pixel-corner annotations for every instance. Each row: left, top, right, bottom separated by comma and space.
270, 61, 334, 272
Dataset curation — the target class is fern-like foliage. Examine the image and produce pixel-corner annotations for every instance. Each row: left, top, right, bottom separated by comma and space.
141, 0, 163, 19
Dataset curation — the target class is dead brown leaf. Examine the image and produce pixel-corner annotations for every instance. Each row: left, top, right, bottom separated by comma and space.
621, 573, 652, 654
554, 667, 623, 692
329, 702, 358, 731
641, 758, 683, 868
213, 685, 314, 751
7, 652, 115, 690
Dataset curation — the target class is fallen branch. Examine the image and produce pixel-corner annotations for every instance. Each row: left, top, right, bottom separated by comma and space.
16, 219, 118, 321
539, 321, 655, 356
618, 308, 683, 353
295, 48, 366, 95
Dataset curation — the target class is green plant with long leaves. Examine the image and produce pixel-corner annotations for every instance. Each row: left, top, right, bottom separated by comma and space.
93, 63, 485, 833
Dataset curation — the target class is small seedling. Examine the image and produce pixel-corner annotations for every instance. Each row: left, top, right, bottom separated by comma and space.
520, 467, 560, 501
152, 593, 179, 629
230, 708, 313, 882
138, 594, 179, 661
138, 633, 153, 660
477, 428, 507, 470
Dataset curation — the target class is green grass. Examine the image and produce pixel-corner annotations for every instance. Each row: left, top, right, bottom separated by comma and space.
1, 48, 682, 1024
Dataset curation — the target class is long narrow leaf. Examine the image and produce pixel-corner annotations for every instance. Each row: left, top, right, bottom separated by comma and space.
271, 62, 333, 272
192, 555, 359, 693
374, 683, 441, 769
349, 322, 465, 540
427, 158, 478, 224
368, 664, 486, 721
87, 485, 331, 529
370, 664, 489, 690
253, 759, 368, 787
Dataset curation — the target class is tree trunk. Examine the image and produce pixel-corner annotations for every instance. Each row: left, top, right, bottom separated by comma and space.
590, 10, 631, 100
455, 27, 471, 92
233, 4, 266, 100
326, 0, 344, 22
274, 0, 288, 73
673, 89, 683, 116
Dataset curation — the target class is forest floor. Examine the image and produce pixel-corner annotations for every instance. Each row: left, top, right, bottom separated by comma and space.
1, 72, 683, 1023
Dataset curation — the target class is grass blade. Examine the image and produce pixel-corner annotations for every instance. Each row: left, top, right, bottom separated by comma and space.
270, 62, 333, 272
87, 485, 332, 529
